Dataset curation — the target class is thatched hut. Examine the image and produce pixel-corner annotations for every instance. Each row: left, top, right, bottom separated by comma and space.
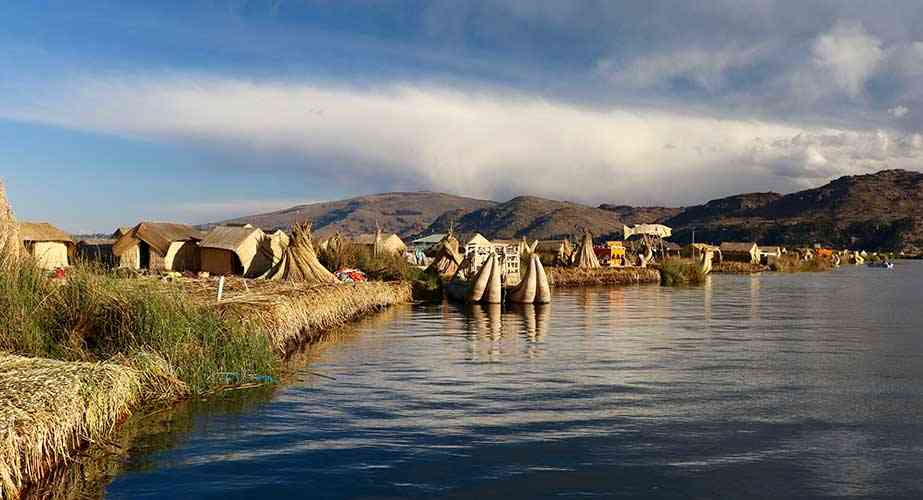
113, 222, 202, 272
355, 232, 407, 255
76, 239, 117, 267
19, 222, 75, 270
719, 242, 760, 264
534, 239, 574, 267
573, 231, 601, 269
425, 232, 463, 277
199, 225, 283, 277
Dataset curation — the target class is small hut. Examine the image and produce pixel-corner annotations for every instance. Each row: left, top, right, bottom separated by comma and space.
684, 243, 722, 262
573, 231, 601, 269
425, 232, 463, 277
535, 239, 574, 267
19, 222, 75, 270
113, 222, 202, 272
199, 225, 282, 277
76, 239, 117, 267
719, 242, 760, 264
355, 232, 407, 255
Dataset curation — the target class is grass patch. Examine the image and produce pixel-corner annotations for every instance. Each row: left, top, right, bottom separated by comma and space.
0, 259, 278, 396
658, 259, 706, 286
317, 241, 442, 300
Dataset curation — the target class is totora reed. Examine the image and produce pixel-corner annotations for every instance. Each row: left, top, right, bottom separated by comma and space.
546, 267, 661, 288
0, 354, 140, 499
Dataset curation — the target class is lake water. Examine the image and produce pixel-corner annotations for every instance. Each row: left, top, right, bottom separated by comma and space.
102, 263, 923, 499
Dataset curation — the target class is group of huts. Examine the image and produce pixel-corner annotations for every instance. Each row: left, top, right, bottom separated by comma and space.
16, 220, 293, 277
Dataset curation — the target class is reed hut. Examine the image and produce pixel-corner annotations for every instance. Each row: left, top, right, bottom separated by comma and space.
76, 239, 116, 267
535, 239, 574, 267
719, 242, 760, 264
0, 181, 21, 268
684, 243, 722, 262
425, 232, 463, 277
18, 222, 75, 270
113, 222, 202, 272
573, 231, 601, 269
199, 225, 281, 277
355, 231, 407, 255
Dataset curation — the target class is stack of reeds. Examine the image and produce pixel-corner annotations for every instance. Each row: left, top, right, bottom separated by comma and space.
0, 181, 21, 269
0, 354, 140, 499
213, 281, 413, 354
546, 267, 661, 287
267, 222, 337, 283
712, 261, 769, 274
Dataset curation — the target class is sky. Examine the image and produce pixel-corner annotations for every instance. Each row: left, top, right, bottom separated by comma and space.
2, 1, 923, 232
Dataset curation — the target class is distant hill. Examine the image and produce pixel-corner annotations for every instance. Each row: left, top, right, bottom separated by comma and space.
424, 196, 676, 241
218, 192, 493, 239
665, 169, 923, 254
218, 169, 923, 254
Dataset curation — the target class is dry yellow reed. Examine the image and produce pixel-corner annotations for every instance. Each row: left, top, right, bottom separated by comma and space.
546, 267, 661, 287
0, 354, 140, 499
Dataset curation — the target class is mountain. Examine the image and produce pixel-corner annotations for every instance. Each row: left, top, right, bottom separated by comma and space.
665, 169, 923, 253
425, 196, 676, 241
218, 192, 493, 239
217, 169, 923, 254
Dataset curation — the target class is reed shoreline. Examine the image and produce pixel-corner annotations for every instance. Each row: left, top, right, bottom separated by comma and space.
545, 267, 661, 287
0, 263, 412, 499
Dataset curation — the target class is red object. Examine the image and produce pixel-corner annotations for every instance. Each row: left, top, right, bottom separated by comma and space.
52, 268, 66, 279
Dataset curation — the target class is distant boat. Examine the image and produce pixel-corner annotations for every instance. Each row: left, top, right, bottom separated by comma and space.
867, 261, 894, 269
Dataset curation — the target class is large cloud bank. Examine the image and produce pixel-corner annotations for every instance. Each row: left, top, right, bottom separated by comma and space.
5, 75, 921, 206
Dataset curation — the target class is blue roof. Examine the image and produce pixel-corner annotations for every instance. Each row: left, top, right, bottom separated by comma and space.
411, 233, 446, 244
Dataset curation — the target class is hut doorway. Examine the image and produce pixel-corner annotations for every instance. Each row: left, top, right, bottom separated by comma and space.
139, 241, 151, 269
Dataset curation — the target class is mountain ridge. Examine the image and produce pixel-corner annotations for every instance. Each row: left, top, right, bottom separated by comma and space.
216, 169, 923, 253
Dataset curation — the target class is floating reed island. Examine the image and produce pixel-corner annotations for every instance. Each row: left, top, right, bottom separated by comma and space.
0, 182, 416, 498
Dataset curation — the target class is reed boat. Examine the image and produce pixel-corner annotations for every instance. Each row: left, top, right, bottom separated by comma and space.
867, 261, 894, 269
445, 253, 550, 304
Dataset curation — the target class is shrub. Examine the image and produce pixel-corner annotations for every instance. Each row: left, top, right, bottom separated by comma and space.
659, 258, 706, 286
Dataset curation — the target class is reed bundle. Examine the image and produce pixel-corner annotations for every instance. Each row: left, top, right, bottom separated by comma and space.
0, 354, 140, 499
546, 267, 660, 287
212, 281, 413, 354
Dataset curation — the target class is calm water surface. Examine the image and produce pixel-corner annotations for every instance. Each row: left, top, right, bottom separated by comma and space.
105, 263, 923, 499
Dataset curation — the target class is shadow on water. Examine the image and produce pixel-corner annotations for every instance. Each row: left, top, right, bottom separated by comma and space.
24, 387, 277, 500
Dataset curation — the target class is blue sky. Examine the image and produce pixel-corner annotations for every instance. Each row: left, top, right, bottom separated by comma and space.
2, 1, 923, 232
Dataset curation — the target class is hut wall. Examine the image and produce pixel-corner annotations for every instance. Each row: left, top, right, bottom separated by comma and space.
118, 244, 141, 269
200, 248, 240, 276
723, 250, 757, 264
28, 241, 69, 270
164, 241, 198, 272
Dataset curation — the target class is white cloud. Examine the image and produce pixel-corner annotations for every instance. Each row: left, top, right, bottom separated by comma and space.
888, 105, 910, 118
598, 44, 771, 91
2, 74, 921, 206
811, 21, 883, 98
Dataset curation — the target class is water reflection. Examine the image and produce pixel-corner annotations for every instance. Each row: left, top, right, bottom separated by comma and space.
91, 265, 923, 499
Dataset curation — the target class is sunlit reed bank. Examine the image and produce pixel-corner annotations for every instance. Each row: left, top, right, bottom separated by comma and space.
0, 354, 139, 499
545, 267, 661, 288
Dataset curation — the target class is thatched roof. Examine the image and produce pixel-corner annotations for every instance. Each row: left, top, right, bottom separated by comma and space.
113, 222, 202, 257
77, 239, 115, 246
18, 222, 74, 244
355, 232, 406, 253
465, 233, 492, 248
535, 240, 572, 253
720, 242, 758, 253
199, 225, 264, 253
